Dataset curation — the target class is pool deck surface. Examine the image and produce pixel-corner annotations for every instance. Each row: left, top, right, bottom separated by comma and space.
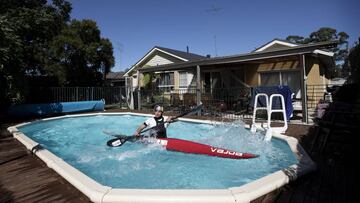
0, 129, 91, 203
0, 110, 357, 203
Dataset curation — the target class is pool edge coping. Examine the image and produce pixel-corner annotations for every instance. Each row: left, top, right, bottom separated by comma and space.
8, 112, 316, 203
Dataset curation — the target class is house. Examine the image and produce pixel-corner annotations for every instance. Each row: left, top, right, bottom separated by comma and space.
124, 46, 207, 91
125, 39, 338, 122
105, 71, 125, 86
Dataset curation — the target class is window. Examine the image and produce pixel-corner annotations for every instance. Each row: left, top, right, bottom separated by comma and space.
281, 71, 301, 98
179, 71, 195, 89
159, 72, 174, 91
179, 72, 187, 88
260, 71, 301, 98
204, 71, 222, 93
260, 72, 280, 86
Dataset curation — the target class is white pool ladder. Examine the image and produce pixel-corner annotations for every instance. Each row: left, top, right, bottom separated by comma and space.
250, 93, 269, 133
265, 94, 288, 141
251, 93, 288, 141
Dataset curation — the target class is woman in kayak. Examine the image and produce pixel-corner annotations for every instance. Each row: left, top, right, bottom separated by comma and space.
133, 105, 174, 138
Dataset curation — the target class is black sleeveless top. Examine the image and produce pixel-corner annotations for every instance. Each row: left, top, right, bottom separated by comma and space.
150, 116, 167, 138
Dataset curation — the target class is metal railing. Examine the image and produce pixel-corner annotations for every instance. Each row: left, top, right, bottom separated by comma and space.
24, 84, 347, 122
27, 86, 127, 106
139, 84, 347, 121
306, 84, 344, 120
306, 84, 328, 109
138, 87, 251, 119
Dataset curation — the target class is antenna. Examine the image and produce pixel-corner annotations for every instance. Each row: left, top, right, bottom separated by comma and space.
206, 5, 222, 14
116, 42, 124, 67
214, 35, 218, 56
206, 4, 222, 56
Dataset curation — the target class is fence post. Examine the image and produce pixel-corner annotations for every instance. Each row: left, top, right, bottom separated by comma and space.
299, 54, 308, 123
91, 87, 93, 100
76, 87, 79, 101
137, 70, 141, 110
196, 65, 201, 115
119, 87, 122, 108
162, 90, 165, 105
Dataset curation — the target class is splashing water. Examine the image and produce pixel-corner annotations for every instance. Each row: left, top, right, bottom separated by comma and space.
18, 115, 297, 189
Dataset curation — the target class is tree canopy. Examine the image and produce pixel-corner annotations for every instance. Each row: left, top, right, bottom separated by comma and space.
47, 19, 114, 86
0, 0, 114, 109
348, 38, 360, 82
286, 27, 349, 78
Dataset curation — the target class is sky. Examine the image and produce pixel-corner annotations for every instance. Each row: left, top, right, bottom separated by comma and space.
68, 0, 360, 72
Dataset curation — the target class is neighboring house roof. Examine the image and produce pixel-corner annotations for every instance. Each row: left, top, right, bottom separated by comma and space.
138, 40, 338, 73
154, 46, 207, 61
124, 46, 206, 77
254, 39, 334, 57
106, 71, 125, 80
329, 77, 346, 87
253, 39, 299, 52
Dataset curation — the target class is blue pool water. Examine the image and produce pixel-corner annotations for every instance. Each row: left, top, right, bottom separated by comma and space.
18, 115, 298, 189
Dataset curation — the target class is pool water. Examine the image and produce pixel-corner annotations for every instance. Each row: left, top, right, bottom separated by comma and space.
18, 115, 298, 189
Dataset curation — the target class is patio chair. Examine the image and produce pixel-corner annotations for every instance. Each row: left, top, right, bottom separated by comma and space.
170, 93, 181, 106
200, 93, 227, 116
201, 93, 213, 106
201, 93, 214, 116
233, 96, 250, 115
170, 93, 183, 113
183, 93, 197, 109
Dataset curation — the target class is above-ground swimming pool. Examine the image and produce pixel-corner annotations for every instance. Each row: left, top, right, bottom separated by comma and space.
9, 113, 315, 203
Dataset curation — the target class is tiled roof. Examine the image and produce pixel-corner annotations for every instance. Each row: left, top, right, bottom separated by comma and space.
106, 71, 125, 80
155, 46, 207, 61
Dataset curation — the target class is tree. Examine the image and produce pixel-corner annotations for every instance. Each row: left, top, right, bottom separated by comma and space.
286, 27, 349, 78
0, 16, 23, 107
0, 0, 115, 111
47, 19, 114, 86
0, 0, 72, 108
286, 35, 307, 44
348, 38, 360, 83
309, 27, 337, 42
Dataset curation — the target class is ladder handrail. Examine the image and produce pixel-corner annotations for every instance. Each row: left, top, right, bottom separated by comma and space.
251, 93, 288, 141
264, 94, 288, 141
251, 93, 269, 133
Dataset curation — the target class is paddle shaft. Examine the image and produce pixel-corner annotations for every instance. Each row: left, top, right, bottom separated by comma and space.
137, 104, 203, 134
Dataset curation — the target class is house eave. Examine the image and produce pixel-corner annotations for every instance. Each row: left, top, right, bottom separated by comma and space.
254, 39, 298, 52
139, 41, 338, 73
313, 49, 334, 57
124, 47, 190, 76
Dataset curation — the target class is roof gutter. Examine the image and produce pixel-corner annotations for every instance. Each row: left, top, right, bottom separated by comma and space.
139, 41, 338, 73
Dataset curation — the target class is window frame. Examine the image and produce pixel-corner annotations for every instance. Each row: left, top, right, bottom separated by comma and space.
158, 72, 174, 91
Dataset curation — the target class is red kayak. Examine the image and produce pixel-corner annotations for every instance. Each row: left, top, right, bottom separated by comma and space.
156, 138, 259, 159
107, 135, 258, 159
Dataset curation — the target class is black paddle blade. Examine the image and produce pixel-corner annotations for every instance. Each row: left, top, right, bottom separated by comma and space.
107, 138, 126, 147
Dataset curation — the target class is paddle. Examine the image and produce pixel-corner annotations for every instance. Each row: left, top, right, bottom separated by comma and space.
106, 104, 203, 147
